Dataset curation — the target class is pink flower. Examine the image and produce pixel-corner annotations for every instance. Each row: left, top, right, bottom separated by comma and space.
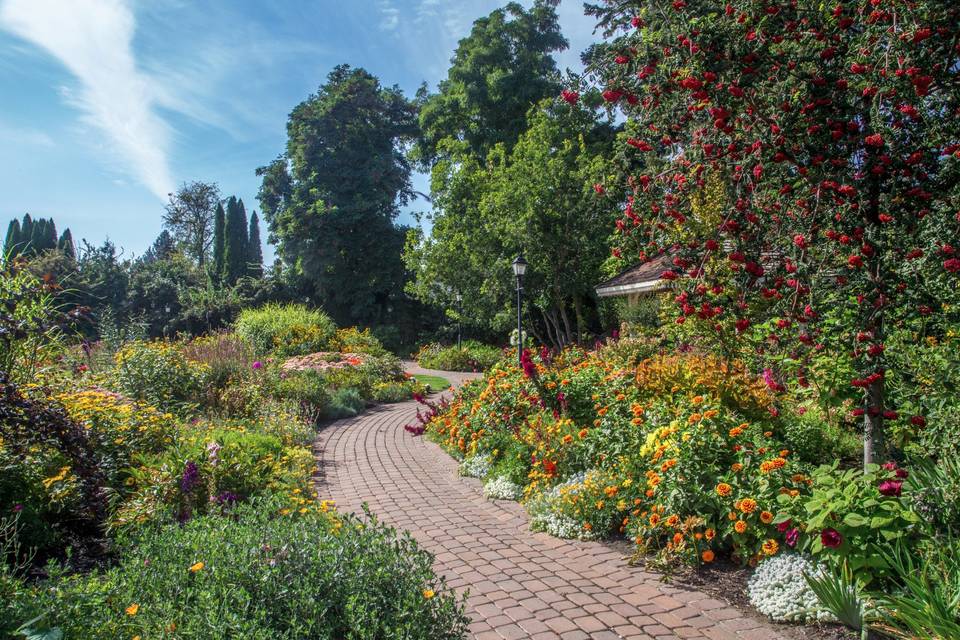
878, 480, 903, 496
777, 519, 792, 533
560, 90, 579, 105
252, 361, 263, 370
785, 528, 799, 547
821, 528, 843, 549
520, 349, 537, 379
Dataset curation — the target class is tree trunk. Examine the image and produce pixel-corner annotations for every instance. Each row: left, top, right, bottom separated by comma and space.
863, 377, 884, 468
572, 294, 586, 344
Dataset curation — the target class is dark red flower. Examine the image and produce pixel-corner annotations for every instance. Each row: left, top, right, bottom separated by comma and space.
821, 528, 843, 548
520, 349, 537, 379
560, 90, 579, 105
878, 479, 903, 497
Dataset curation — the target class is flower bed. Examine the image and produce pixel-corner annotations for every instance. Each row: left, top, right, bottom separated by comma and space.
281, 351, 366, 372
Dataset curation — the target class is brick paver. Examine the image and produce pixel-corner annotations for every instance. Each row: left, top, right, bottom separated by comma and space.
314, 367, 787, 640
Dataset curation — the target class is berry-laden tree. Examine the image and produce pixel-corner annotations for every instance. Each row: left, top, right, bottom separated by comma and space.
583, 0, 960, 465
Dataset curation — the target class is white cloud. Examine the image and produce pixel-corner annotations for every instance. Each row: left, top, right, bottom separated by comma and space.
0, 0, 175, 201
0, 119, 54, 147
379, 0, 400, 31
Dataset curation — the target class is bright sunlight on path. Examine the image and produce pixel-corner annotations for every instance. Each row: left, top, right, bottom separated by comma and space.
314, 368, 788, 640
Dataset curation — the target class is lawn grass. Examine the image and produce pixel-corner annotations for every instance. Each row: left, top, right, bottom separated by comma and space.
414, 374, 451, 392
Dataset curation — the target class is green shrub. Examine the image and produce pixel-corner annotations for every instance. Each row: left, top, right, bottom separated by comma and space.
5, 499, 469, 639
371, 380, 421, 403
416, 340, 501, 372
326, 387, 366, 419
778, 407, 861, 465
265, 370, 330, 424
332, 327, 390, 357
113, 340, 208, 415
235, 304, 337, 358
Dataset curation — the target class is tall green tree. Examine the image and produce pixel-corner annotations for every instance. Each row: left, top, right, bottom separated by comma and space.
257, 64, 418, 328
162, 181, 221, 267
4, 218, 21, 257
211, 202, 226, 281
57, 229, 76, 260
405, 100, 616, 347
19, 214, 33, 254
414, 0, 567, 164
223, 197, 248, 285
246, 211, 263, 278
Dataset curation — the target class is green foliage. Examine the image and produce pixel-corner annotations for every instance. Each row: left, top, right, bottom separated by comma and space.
257, 65, 418, 330
371, 379, 420, 403
246, 211, 263, 278
797, 464, 920, 584
415, 340, 502, 372
112, 341, 208, 415
412, 375, 450, 393
326, 387, 366, 419
5, 499, 470, 639
211, 202, 226, 281
3, 215, 72, 262
405, 100, 617, 346
234, 303, 336, 358
162, 181, 221, 267
331, 327, 390, 356
804, 562, 872, 635
223, 197, 249, 285
414, 0, 567, 162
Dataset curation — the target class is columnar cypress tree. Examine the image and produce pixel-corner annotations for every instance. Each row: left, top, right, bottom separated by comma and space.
19, 214, 33, 254
57, 229, 76, 260
246, 211, 263, 278
4, 219, 21, 257
211, 202, 226, 281
223, 197, 249, 284
44, 219, 58, 252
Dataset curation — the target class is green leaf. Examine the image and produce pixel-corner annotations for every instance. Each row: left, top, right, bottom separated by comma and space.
843, 513, 868, 527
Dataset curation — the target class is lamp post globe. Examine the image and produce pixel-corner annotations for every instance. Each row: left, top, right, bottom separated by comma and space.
511, 254, 527, 367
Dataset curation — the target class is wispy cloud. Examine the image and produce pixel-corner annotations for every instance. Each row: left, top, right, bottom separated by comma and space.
0, 0, 174, 201
379, 0, 400, 32
0, 118, 54, 148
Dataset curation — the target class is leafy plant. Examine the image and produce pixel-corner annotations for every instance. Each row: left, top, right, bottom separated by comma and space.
234, 303, 336, 358
804, 561, 874, 638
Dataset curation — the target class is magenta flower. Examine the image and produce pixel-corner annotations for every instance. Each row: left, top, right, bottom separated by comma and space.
252, 361, 263, 370
821, 528, 843, 549
12, 504, 23, 513
777, 519, 792, 533
520, 349, 537, 379
785, 528, 799, 547
878, 479, 903, 497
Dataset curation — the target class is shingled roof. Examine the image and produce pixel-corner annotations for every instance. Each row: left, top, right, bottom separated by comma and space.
595, 254, 673, 298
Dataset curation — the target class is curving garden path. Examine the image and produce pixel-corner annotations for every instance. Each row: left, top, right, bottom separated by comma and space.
313, 366, 787, 640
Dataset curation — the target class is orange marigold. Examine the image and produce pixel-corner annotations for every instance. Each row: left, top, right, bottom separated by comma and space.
701, 549, 715, 563
760, 511, 774, 524
562, 434, 573, 444
705, 528, 716, 540
665, 514, 680, 527
734, 520, 748, 534
762, 539, 779, 555
716, 482, 732, 497
649, 513, 661, 526
578, 428, 588, 439
731, 463, 743, 472
738, 498, 758, 513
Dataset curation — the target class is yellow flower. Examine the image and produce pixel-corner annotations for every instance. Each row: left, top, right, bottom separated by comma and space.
704, 528, 716, 540
189, 561, 205, 573
125, 604, 140, 616
762, 539, 779, 555
423, 589, 435, 599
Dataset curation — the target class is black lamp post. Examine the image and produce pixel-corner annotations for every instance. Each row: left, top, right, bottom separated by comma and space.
511, 254, 528, 367
456, 292, 463, 350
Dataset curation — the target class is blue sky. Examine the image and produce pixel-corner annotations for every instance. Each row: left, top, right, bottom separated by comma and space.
0, 0, 597, 261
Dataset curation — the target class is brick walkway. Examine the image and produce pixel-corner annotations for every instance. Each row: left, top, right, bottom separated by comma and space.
314, 368, 787, 640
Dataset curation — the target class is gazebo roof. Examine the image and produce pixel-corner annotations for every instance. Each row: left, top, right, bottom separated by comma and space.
595, 254, 673, 298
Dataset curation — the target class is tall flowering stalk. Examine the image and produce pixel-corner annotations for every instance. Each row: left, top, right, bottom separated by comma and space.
583, 0, 960, 466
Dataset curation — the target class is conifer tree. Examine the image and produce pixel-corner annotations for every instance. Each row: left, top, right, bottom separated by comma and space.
246, 211, 263, 278
4, 218, 21, 257
211, 201, 226, 281
19, 214, 33, 253
223, 196, 249, 284
57, 229, 76, 260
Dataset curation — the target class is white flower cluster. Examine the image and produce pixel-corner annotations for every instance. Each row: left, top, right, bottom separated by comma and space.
525, 473, 598, 540
483, 475, 523, 500
458, 453, 491, 479
747, 553, 836, 623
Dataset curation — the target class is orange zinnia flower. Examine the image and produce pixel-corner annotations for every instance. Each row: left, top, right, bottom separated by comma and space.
701, 550, 715, 563
666, 514, 680, 527
716, 482, 732, 497
125, 604, 140, 616
705, 528, 716, 540
423, 589, 435, 599
734, 520, 748, 534
762, 539, 779, 555
760, 511, 774, 524
189, 561, 205, 573
649, 514, 661, 526
738, 498, 758, 513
